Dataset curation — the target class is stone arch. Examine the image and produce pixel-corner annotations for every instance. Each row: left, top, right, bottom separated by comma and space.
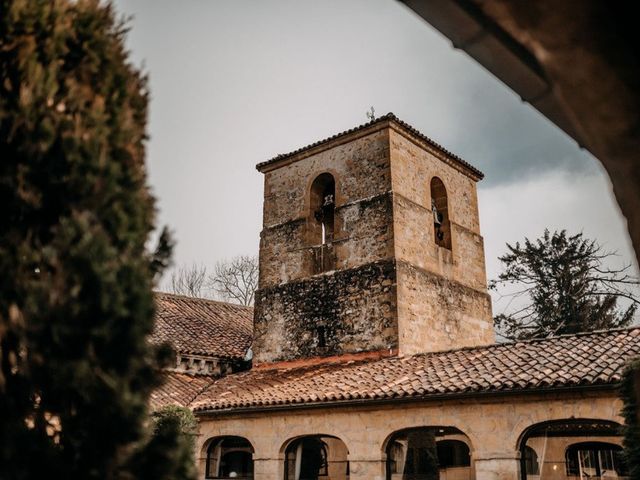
430, 176, 452, 250
203, 435, 255, 479
517, 419, 624, 480
308, 172, 337, 246
564, 441, 625, 477
382, 426, 474, 480
307, 172, 338, 274
281, 433, 350, 480
303, 169, 341, 216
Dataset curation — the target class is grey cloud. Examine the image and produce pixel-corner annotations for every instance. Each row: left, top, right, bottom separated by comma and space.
112, 0, 633, 283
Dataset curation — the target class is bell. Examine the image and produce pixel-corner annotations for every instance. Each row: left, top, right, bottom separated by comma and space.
432, 199, 442, 226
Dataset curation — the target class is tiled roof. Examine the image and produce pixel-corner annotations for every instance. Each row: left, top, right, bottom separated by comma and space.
256, 113, 484, 180
150, 371, 214, 409
190, 327, 640, 412
151, 293, 253, 359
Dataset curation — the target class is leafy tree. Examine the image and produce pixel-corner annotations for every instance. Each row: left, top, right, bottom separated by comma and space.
490, 230, 639, 340
621, 359, 640, 480
0, 1, 190, 479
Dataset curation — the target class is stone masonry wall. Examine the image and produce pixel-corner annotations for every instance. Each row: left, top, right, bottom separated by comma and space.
253, 260, 398, 363
259, 128, 392, 288
396, 261, 494, 355
334, 192, 395, 271
389, 128, 487, 291
389, 127, 494, 351
392, 194, 488, 292
258, 193, 394, 288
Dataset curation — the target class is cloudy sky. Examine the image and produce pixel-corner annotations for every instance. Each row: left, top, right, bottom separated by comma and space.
113, 0, 637, 314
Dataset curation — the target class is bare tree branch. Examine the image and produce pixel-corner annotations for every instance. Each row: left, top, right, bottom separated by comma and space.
169, 263, 209, 298
209, 255, 258, 306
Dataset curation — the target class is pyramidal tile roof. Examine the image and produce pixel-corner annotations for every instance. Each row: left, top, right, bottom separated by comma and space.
184, 327, 640, 413
255, 113, 484, 180
151, 292, 253, 359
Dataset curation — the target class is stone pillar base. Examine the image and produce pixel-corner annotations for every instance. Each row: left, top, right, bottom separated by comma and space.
347, 458, 386, 480
253, 457, 281, 480
474, 455, 520, 480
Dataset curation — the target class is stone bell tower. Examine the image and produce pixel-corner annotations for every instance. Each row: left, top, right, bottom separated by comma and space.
253, 114, 494, 363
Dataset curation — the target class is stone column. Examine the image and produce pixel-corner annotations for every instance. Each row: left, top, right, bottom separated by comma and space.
194, 434, 208, 479
253, 457, 281, 480
195, 452, 206, 479
347, 457, 386, 480
474, 453, 520, 480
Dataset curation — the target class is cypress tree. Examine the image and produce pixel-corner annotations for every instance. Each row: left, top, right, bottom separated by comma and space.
0, 1, 187, 478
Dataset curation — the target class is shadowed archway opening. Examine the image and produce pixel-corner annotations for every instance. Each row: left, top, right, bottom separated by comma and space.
385, 426, 473, 480
206, 436, 254, 480
518, 419, 626, 480
309, 173, 337, 273
284, 434, 349, 480
310, 173, 336, 246
430, 177, 451, 250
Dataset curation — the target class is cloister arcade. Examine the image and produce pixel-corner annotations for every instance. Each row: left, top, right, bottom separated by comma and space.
202, 428, 474, 480
196, 393, 626, 480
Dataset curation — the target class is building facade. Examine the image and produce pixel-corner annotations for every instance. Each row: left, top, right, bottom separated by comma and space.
156, 115, 639, 480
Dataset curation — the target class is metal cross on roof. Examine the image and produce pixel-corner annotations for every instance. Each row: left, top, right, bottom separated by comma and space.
366, 106, 376, 121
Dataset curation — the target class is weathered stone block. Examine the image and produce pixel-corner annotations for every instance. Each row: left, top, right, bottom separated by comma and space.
253, 260, 398, 363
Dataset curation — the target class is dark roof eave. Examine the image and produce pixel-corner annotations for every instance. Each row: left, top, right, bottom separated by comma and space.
173, 348, 249, 361
193, 382, 618, 417
256, 113, 484, 181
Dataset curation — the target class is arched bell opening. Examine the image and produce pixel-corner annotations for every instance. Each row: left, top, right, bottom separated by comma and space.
385, 426, 473, 480
308, 173, 337, 273
309, 173, 336, 246
283, 434, 349, 480
430, 177, 451, 250
518, 419, 626, 480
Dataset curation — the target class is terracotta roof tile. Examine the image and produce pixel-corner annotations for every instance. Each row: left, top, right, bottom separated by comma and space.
151, 293, 253, 359
150, 372, 215, 409
190, 328, 640, 412
256, 113, 484, 180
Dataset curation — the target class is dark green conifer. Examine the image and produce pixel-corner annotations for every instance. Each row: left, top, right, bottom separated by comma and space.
491, 230, 638, 340
0, 1, 189, 478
